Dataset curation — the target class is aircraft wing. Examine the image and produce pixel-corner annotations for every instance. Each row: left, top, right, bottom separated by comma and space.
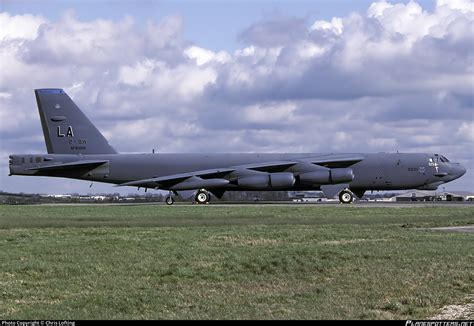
116, 155, 364, 190
238, 161, 299, 172
117, 167, 236, 189
233, 156, 364, 172
309, 155, 364, 168
117, 161, 302, 189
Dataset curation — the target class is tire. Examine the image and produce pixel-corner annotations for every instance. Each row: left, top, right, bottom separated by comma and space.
165, 196, 175, 205
195, 189, 210, 204
339, 189, 354, 204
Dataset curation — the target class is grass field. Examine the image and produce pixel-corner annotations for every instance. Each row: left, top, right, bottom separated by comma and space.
0, 204, 473, 319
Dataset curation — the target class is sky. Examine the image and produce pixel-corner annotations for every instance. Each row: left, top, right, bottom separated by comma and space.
0, 0, 473, 195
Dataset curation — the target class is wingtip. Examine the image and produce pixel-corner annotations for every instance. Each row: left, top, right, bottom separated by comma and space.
35, 88, 65, 94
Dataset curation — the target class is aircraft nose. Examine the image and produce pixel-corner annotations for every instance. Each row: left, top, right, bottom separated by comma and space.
452, 163, 466, 179
459, 164, 467, 177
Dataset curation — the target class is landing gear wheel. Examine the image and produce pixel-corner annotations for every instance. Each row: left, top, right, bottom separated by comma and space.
165, 196, 175, 205
195, 189, 210, 204
339, 189, 354, 204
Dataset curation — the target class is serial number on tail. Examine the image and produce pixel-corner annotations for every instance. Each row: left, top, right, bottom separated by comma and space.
68, 139, 87, 145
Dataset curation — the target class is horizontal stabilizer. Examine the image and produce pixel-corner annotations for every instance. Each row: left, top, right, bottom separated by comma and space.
27, 160, 108, 172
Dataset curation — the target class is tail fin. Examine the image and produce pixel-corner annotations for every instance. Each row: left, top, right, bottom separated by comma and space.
35, 89, 117, 154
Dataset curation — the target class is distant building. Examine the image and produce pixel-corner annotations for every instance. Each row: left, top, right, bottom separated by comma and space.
51, 194, 72, 199
391, 191, 473, 202
79, 196, 95, 203
447, 191, 474, 201
91, 195, 107, 201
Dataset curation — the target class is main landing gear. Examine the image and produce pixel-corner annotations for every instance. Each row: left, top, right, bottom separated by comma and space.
195, 189, 211, 204
165, 189, 211, 205
339, 189, 354, 204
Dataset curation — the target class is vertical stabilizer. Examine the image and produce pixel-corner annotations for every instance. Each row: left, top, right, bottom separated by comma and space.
35, 89, 117, 154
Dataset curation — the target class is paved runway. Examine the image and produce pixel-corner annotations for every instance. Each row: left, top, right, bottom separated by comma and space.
40, 201, 474, 208
418, 226, 474, 233
192, 202, 474, 208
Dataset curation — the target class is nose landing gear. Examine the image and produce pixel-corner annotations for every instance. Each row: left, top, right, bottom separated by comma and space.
165, 190, 175, 205
165, 196, 175, 205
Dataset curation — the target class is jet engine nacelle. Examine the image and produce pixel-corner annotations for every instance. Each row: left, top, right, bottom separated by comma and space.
237, 172, 295, 190
331, 168, 354, 183
299, 168, 354, 185
270, 172, 296, 189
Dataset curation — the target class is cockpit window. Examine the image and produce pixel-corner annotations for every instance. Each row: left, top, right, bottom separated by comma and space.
433, 154, 450, 163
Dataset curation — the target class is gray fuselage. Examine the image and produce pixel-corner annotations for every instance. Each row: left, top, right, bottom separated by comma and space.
9, 152, 466, 192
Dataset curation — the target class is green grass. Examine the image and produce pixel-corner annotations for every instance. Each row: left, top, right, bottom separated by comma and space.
0, 205, 473, 319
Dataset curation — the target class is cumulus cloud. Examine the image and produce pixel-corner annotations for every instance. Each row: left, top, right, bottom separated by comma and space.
456, 122, 474, 142
0, 12, 46, 41
184, 46, 231, 66
21, 12, 136, 65
208, 0, 473, 103
0, 0, 473, 194
238, 17, 308, 47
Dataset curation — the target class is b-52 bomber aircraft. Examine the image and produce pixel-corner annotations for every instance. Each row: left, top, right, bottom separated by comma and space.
9, 89, 466, 204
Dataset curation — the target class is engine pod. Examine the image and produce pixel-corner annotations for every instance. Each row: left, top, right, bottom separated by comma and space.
299, 170, 330, 184
330, 168, 354, 184
237, 172, 295, 190
299, 168, 353, 185
269, 172, 295, 189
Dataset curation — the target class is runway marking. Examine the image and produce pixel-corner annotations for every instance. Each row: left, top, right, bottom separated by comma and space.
431, 295, 474, 319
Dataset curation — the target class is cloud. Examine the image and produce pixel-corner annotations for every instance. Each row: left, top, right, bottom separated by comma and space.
184, 46, 231, 66
238, 17, 308, 47
208, 0, 473, 103
20, 11, 136, 65
0, 0, 473, 193
0, 12, 46, 41
456, 122, 474, 143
